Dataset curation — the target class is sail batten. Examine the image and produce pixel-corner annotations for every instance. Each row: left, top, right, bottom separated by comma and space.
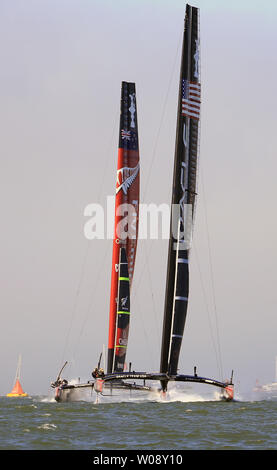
160, 4, 200, 383
107, 82, 140, 373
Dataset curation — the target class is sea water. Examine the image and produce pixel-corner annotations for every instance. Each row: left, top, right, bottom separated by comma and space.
1, 387, 277, 451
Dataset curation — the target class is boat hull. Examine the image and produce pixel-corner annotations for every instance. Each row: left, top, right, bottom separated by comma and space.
220, 384, 234, 402
54, 386, 94, 403
54, 381, 154, 402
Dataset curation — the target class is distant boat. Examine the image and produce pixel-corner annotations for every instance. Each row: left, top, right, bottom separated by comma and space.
253, 357, 277, 399
6, 355, 28, 397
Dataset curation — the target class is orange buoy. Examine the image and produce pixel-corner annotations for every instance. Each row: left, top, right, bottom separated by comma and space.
6, 355, 28, 397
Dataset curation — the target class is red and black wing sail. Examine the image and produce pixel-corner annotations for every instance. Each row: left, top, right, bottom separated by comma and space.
107, 82, 140, 373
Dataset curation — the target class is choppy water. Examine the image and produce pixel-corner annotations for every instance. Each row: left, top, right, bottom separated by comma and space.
1, 388, 277, 451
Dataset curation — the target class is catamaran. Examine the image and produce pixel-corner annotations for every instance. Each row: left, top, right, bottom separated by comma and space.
51, 81, 147, 402
52, 4, 234, 402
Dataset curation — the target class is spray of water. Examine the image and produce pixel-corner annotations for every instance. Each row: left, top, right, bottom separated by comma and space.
92, 383, 227, 405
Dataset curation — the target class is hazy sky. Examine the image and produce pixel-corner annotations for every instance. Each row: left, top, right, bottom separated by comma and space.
0, 0, 276, 396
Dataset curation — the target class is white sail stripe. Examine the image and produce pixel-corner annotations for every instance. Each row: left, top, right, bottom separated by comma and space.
177, 258, 188, 263
168, 219, 183, 363
182, 107, 200, 115
184, 93, 201, 99
189, 83, 201, 90
182, 106, 200, 115
189, 88, 201, 95
182, 105, 200, 115
172, 334, 183, 338
182, 110, 200, 119
189, 89, 201, 96
182, 101, 200, 109
182, 99, 201, 108
175, 296, 188, 301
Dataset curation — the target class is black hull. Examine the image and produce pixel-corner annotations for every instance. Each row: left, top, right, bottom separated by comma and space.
103, 371, 234, 401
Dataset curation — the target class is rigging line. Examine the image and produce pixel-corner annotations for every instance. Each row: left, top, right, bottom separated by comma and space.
145, 247, 160, 358
138, 242, 160, 358
72, 242, 111, 360
132, 179, 172, 298
191, 240, 222, 378
59, 115, 117, 366
129, 34, 183, 333
134, 292, 156, 371
142, 30, 183, 204
60, 239, 90, 366
96, 115, 118, 203
131, 184, 172, 341
199, 168, 224, 380
128, 242, 160, 367
130, 34, 183, 349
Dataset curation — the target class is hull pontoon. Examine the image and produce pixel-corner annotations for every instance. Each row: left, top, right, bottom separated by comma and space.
53, 370, 234, 402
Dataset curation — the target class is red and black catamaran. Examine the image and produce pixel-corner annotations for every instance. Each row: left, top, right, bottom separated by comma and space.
52, 4, 234, 402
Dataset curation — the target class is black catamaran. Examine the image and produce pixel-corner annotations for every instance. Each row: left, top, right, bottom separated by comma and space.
52, 4, 234, 402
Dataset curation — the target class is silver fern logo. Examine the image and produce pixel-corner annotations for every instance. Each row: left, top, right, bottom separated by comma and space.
116, 163, 139, 195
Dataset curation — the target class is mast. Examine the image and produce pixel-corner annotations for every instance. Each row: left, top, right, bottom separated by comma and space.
15, 354, 22, 383
160, 4, 200, 387
107, 82, 140, 373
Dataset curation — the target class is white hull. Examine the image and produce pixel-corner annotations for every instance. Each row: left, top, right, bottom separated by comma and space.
54, 381, 157, 403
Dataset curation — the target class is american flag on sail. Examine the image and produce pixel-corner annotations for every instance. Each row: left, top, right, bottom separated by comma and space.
181, 79, 201, 120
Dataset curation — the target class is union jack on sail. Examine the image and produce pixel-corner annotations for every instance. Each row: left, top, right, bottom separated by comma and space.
181, 79, 201, 120
121, 129, 131, 140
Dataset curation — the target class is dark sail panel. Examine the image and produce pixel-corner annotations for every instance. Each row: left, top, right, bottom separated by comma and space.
113, 248, 131, 372
160, 4, 200, 384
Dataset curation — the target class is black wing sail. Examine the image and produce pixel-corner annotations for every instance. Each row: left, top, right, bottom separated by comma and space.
113, 248, 131, 372
160, 4, 200, 382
